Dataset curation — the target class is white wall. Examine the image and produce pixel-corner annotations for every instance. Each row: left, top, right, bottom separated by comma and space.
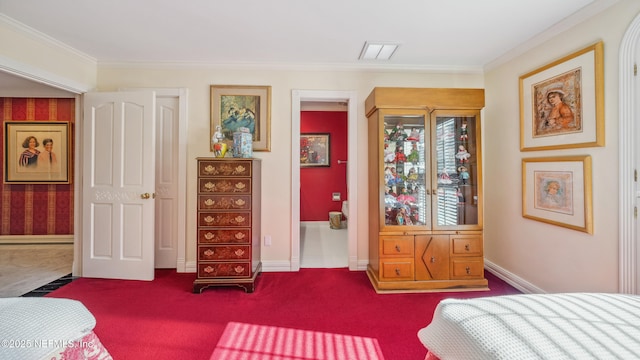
484, 0, 640, 293
95, 66, 483, 270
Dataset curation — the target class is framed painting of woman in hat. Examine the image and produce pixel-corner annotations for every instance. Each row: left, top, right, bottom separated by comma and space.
533, 71, 581, 137
519, 41, 604, 151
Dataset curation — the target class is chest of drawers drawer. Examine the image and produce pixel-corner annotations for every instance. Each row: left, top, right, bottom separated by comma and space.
198, 245, 251, 261
199, 178, 251, 194
198, 229, 250, 244
198, 262, 251, 278
198, 195, 251, 211
198, 212, 251, 227
199, 160, 252, 177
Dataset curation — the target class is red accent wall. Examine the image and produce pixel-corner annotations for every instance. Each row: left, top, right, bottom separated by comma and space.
0, 98, 75, 235
300, 111, 347, 221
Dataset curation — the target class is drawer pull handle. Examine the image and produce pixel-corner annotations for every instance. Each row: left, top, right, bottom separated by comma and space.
204, 182, 215, 191
465, 266, 471, 274
204, 216, 215, 224
204, 232, 214, 240
204, 249, 214, 256
234, 266, 245, 274
395, 268, 400, 276
204, 199, 215, 206
465, 244, 470, 251
235, 165, 246, 173
395, 245, 401, 252
234, 249, 245, 257
235, 232, 246, 240
235, 216, 245, 223
431, 256, 436, 263
234, 182, 246, 190
235, 199, 246, 206
203, 266, 214, 274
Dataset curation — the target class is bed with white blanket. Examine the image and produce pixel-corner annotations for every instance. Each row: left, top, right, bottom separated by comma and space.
418, 293, 640, 360
0, 297, 112, 360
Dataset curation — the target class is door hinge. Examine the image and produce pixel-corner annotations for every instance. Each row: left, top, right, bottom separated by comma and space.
635, 64, 638, 76
635, 206, 638, 218
635, 169, 638, 182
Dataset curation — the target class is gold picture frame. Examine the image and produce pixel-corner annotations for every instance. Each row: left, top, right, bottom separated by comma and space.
522, 155, 592, 234
210, 85, 271, 152
4, 121, 71, 184
519, 41, 604, 151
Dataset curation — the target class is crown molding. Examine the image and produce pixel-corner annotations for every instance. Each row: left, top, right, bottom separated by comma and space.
0, 13, 97, 64
484, 0, 620, 71
97, 59, 484, 74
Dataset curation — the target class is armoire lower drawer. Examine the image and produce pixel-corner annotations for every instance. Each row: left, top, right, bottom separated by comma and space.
381, 236, 414, 257
198, 262, 251, 278
380, 259, 415, 281
450, 257, 484, 279
451, 235, 483, 256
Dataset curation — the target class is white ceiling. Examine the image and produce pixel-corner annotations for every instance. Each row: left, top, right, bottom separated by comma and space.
0, 0, 615, 73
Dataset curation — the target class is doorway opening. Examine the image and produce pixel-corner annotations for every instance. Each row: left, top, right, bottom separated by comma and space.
299, 105, 348, 268
291, 90, 359, 271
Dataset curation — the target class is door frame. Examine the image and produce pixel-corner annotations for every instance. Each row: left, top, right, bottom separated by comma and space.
291, 90, 359, 271
619, 11, 640, 294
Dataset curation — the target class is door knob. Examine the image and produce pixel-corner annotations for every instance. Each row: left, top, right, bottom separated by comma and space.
141, 193, 150, 199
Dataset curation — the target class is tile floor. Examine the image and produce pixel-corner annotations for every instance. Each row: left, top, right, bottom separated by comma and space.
0, 244, 74, 297
300, 221, 348, 268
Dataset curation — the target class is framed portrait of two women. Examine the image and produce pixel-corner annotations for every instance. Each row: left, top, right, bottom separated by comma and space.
519, 41, 604, 151
4, 121, 71, 184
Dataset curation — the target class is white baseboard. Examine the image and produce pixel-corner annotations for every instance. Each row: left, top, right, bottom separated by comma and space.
184, 260, 197, 273
484, 259, 546, 294
261, 260, 294, 272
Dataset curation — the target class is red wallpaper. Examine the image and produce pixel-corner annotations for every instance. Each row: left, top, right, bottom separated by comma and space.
0, 98, 75, 235
300, 111, 348, 221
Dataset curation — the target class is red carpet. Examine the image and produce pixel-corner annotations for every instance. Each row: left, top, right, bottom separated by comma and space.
46, 269, 520, 360
211, 322, 384, 359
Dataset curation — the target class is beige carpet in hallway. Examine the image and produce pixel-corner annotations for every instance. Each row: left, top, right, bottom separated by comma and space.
0, 244, 73, 297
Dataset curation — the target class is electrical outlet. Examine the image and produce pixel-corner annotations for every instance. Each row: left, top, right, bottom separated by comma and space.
264, 235, 272, 246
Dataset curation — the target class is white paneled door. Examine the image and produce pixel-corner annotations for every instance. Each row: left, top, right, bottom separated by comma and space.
82, 91, 156, 281
154, 96, 179, 268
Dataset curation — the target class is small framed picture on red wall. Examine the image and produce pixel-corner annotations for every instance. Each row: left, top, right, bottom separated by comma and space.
300, 133, 330, 167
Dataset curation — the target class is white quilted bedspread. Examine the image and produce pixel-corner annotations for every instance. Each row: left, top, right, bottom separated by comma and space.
0, 297, 96, 360
418, 293, 640, 360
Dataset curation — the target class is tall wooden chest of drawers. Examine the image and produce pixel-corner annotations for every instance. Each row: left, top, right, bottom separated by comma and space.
193, 158, 261, 293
